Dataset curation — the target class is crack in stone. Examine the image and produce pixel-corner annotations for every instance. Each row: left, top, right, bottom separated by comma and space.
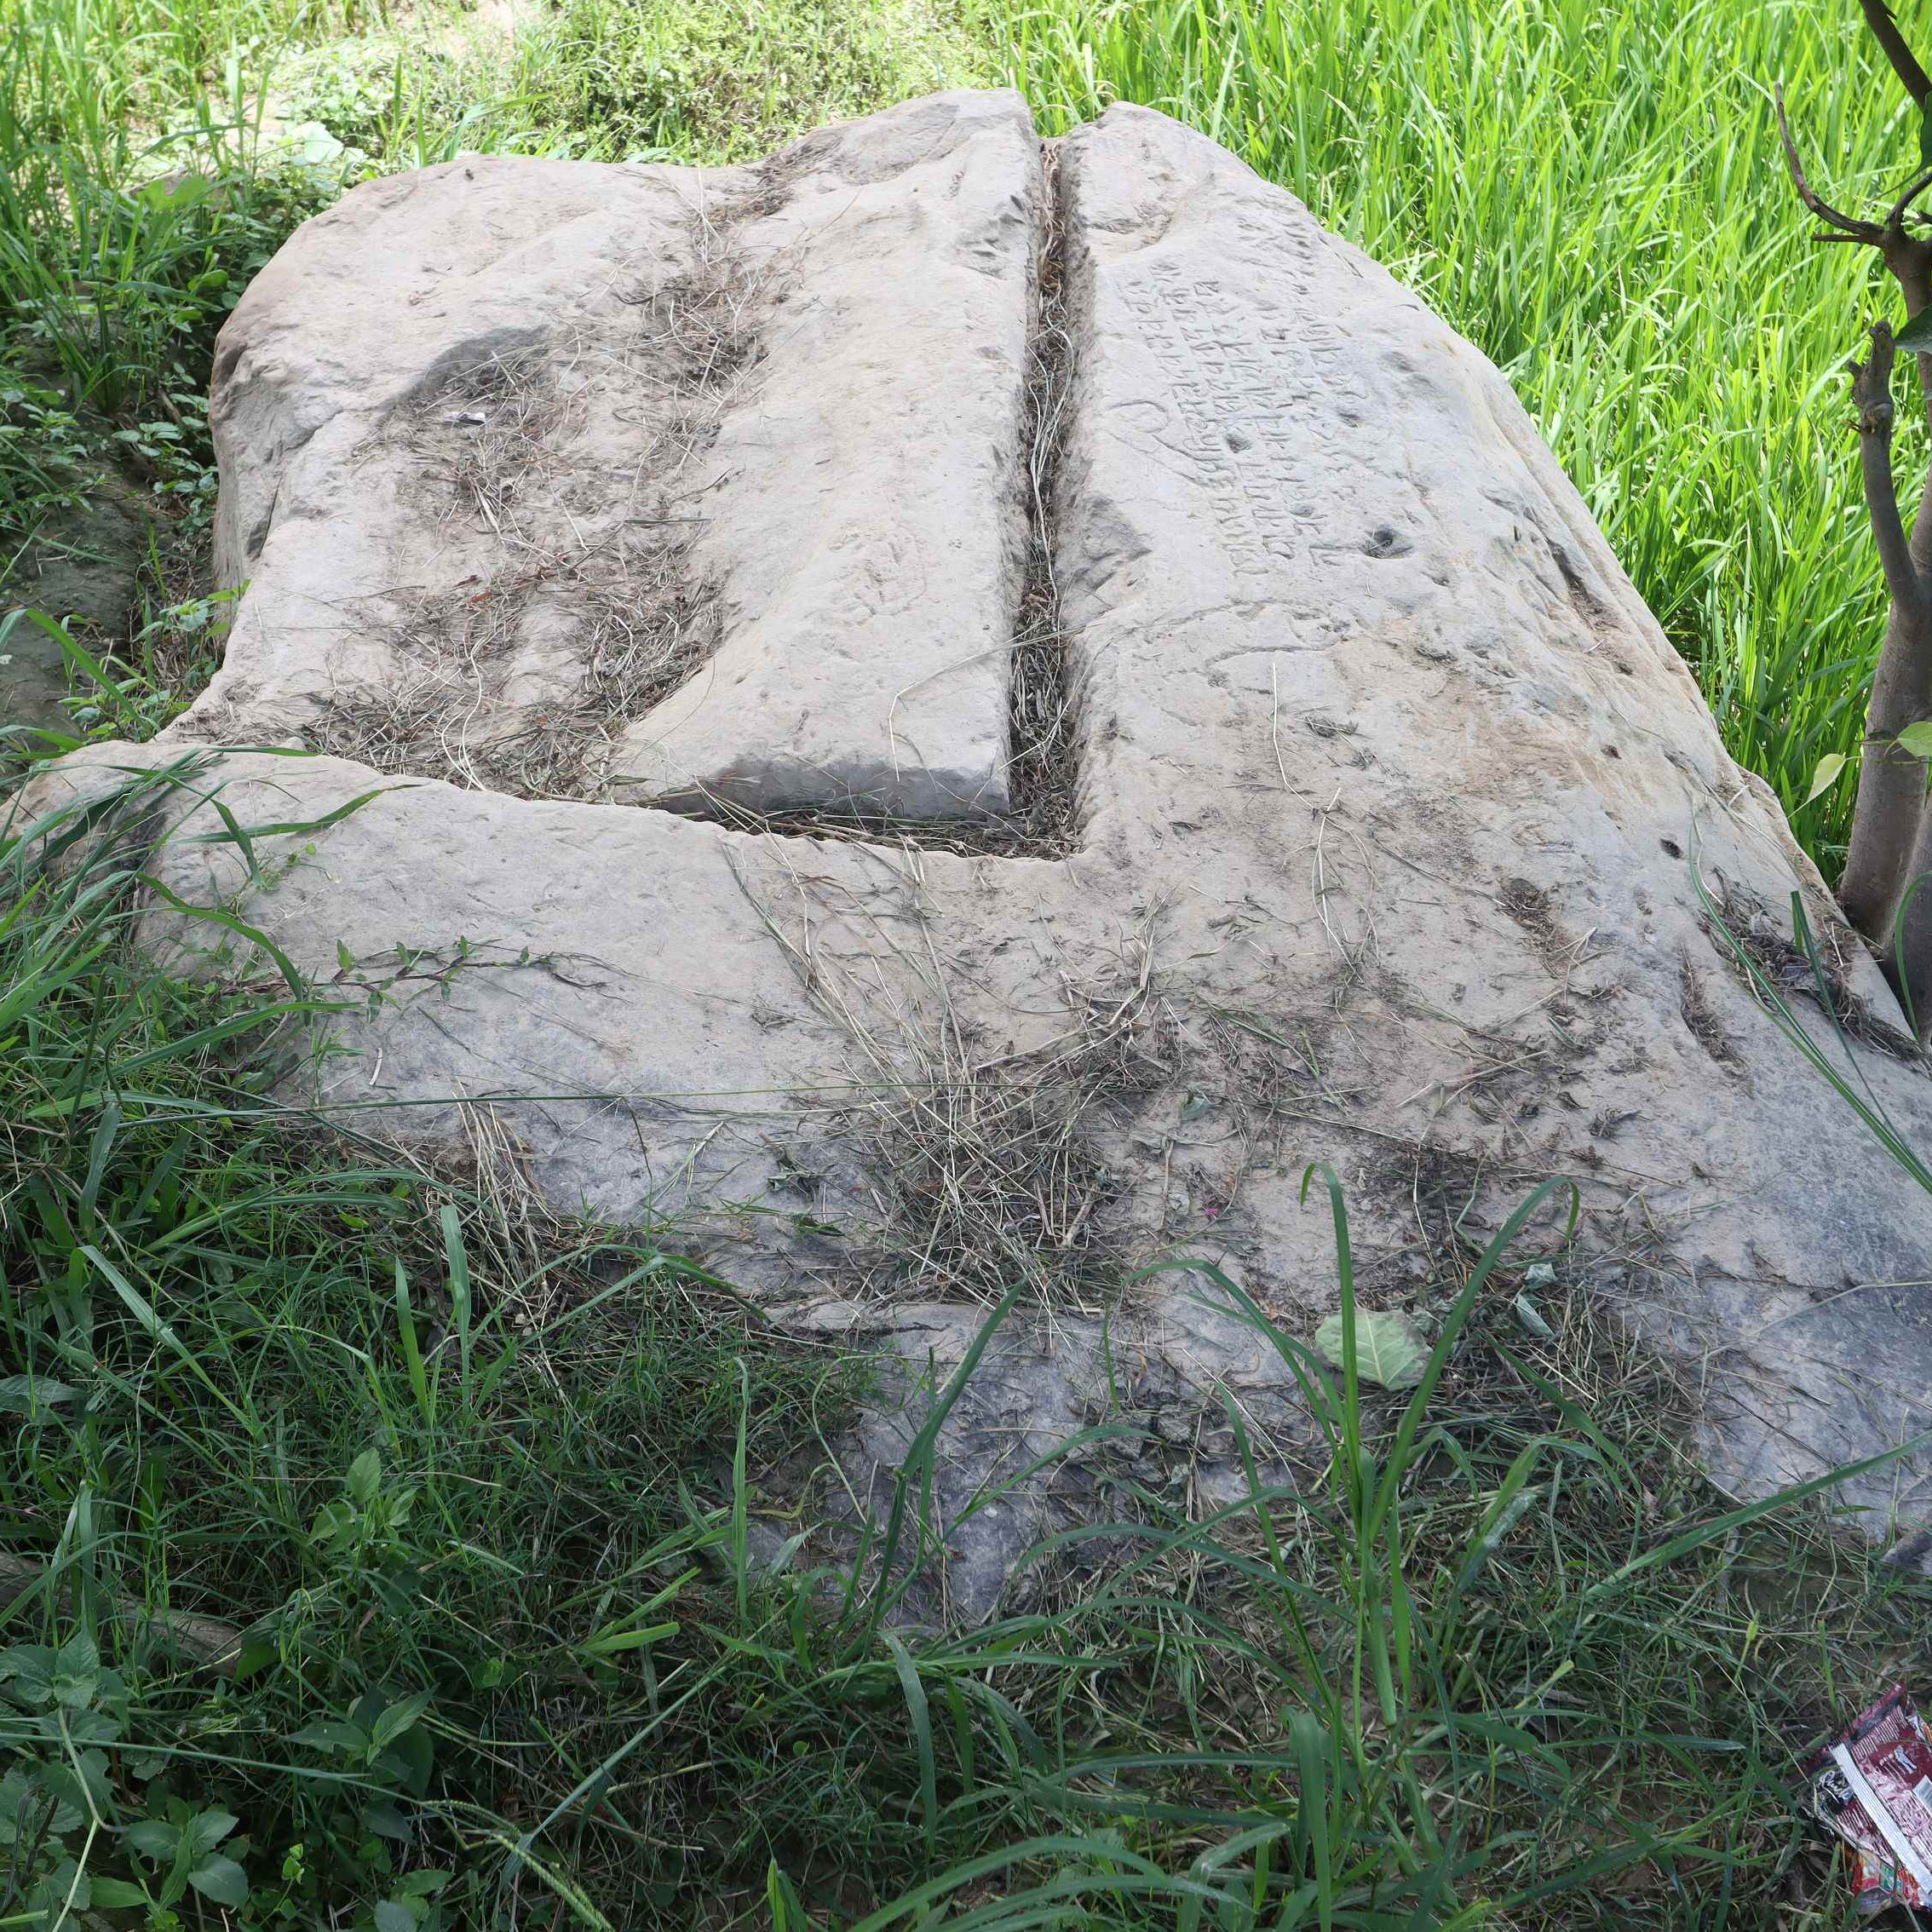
1003, 137, 1080, 853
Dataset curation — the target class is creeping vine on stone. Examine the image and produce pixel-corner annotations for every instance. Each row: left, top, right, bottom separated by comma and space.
1780, 0, 1932, 1028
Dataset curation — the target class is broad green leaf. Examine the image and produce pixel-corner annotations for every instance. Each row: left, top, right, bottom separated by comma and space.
190, 1808, 238, 1853
365, 1800, 411, 1841
1512, 1293, 1555, 1339
1313, 1307, 1429, 1389
1897, 720, 1932, 758
1803, 751, 1848, 804
347, 1447, 382, 1505
124, 1818, 180, 1860
370, 1689, 434, 1751
0, 1768, 33, 1844
309, 1498, 355, 1549
1896, 308, 1932, 354
188, 1854, 250, 1907
0, 1644, 56, 1704
3, 1636, 99, 1709
54, 1631, 97, 1675
41, 1749, 112, 1819
0, 1764, 81, 1841
374, 1901, 417, 1932
386, 1717, 435, 1796
65, 1705, 124, 1749
28, 1860, 89, 1919
0, 1375, 75, 1421
140, 171, 210, 214
234, 1633, 279, 1681
89, 1877, 149, 1907
286, 120, 346, 167
290, 1718, 369, 1752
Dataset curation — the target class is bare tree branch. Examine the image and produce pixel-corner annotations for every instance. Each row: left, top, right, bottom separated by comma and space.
1850, 325, 1922, 612
1775, 86, 1886, 240
1888, 158, 1932, 232
1813, 6, 1932, 1019
1861, 0, 1932, 108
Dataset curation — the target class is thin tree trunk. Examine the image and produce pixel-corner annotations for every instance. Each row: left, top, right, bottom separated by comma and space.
1777, 24, 1932, 1029
1835, 322, 1932, 940
1889, 802, 1932, 1025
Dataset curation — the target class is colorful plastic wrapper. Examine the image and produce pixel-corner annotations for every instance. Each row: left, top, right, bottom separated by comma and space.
1811, 1684, 1932, 1914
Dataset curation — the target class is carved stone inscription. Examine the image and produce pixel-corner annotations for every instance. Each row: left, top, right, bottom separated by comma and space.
1118, 249, 1372, 586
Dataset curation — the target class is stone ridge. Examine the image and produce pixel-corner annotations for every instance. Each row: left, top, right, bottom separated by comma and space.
610, 91, 1042, 822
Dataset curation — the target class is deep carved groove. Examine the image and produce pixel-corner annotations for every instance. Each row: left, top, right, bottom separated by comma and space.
1004, 138, 1080, 850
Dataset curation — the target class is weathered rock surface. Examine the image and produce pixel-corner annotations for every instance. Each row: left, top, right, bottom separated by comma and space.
31, 90, 1932, 1610
196, 92, 1032, 814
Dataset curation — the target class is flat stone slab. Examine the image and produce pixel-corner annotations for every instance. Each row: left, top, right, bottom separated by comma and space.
608, 97, 1036, 819
198, 93, 1033, 817
33, 91, 1932, 1612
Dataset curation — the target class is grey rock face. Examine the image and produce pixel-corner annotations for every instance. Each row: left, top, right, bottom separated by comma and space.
31, 91, 1932, 1612
196, 92, 1033, 816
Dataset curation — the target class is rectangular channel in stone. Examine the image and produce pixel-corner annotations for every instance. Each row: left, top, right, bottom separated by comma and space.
609, 92, 1038, 821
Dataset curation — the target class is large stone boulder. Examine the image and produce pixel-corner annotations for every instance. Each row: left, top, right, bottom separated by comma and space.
32, 91, 1932, 1607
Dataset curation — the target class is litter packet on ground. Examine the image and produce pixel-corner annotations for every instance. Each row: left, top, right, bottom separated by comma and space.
1811, 1684, 1932, 1914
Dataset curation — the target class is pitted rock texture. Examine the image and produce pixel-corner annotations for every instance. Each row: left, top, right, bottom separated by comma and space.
34, 90, 1932, 1610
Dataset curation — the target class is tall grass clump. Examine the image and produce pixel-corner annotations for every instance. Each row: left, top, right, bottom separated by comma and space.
511, 0, 992, 161
0, 756, 888, 1923
0, 0, 321, 424
3, 760, 1925, 1927
0, 0, 538, 716
0, 0, 331, 624
995, 0, 1914, 880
